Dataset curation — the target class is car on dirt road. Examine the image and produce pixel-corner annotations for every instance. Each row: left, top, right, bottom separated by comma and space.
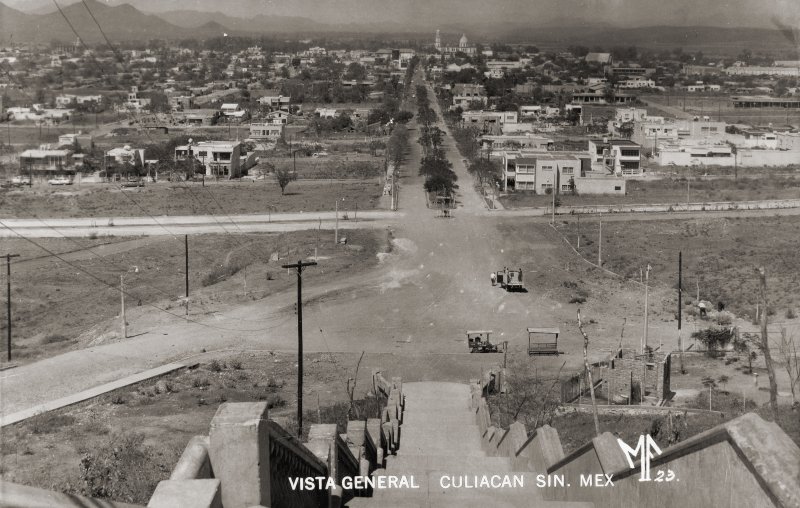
47, 176, 72, 186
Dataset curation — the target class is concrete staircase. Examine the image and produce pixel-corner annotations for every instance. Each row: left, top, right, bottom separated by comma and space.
348, 382, 592, 508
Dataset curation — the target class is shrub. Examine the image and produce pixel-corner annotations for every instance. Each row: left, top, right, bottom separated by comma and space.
715, 311, 734, 326
229, 359, 243, 370
79, 432, 173, 504
692, 326, 734, 356
41, 333, 71, 344
192, 376, 210, 388
787, 308, 797, 319
28, 412, 76, 434
208, 360, 224, 372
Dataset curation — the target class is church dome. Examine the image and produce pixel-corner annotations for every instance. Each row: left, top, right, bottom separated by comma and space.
459, 34, 468, 47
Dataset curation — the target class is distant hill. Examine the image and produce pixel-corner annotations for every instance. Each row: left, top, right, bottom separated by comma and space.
0, 0, 198, 43
0, 0, 794, 53
156, 10, 325, 34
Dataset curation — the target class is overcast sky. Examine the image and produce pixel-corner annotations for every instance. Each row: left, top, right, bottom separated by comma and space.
9, 0, 800, 29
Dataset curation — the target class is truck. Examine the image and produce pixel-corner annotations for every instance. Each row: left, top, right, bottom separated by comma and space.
494, 267, 524, 292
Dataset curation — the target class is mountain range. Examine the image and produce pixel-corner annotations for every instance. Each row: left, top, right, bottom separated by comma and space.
0, 0, 795, 53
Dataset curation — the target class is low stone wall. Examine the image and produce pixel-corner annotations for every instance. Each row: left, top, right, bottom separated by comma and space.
0, 481, 143, 508
469, 379, 800, 508
544, 414, 800, 508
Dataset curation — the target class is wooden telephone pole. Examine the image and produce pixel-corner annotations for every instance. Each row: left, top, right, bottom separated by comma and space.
4, 253, 20, 361
282, 260, 318, 436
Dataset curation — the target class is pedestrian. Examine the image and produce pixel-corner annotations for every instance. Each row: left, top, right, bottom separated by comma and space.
491, 272, 497, 286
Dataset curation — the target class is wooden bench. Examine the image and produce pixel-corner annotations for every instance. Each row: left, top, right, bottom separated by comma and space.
527, 327, 561, 356
528, 342, 559, 355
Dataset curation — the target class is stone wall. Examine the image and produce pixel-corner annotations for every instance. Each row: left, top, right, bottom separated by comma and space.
470, 378, 800, 508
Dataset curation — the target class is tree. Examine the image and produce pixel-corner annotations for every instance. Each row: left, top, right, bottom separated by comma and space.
778, 327, 800, 407
755, 267, 779, 417
274, 167, 297, 195
733, 332, 760, 374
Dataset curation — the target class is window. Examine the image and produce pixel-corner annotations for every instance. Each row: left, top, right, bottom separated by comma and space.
561, 184, 572, 191
562, 167, 574, 175
541, 165, 553, 170
620, 149, 640, 157
614, 186, 622, 191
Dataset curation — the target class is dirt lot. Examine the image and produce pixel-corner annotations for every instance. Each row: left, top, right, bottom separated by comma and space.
554, 215, 800, 318
0, 228, 386, 364
644, 94, 800, 126
255, 154, 383, 179
499, 175, 800, 209
0, 179, 385, 218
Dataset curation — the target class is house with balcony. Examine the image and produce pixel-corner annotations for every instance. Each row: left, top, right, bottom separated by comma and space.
19, 147, 73, 176
257, 91, 291, 110
451, 84, 487, 109
174, 140, 255, 179
588, 139, 643, 176
502, 150, 623, 195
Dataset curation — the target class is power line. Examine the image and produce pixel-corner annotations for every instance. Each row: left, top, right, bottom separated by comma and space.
50, 0, 106, 75
0, 218, 279, 333
80, 0, 122, 63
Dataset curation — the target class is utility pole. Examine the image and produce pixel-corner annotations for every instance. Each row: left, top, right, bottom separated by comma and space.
551, 179, 555, 225
687, 178, 690, 206
643, 264, 651, 354
597, 215, 602, 266
334, 199, 339, 244
282, 260, 318, 437
120, 274, 127, 339
678, 251, 685, 373
4, 253, 19, 361
185, 235, 189, 316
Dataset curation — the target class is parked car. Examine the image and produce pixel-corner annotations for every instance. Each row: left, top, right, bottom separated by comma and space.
312, 151, 329, 158
10, 175, 30, 186
121, 179, 145, 188
48, 176, 72, 186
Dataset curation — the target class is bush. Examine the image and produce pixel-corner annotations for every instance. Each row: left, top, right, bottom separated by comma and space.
28, 412, 76, 434
787, 308, 797, 319
79, 432, 174, 504
208, 360, 225, 372
692, 326, 734, 356
229, 359, 243, 370
192, 376, 210, 388
41, 333, 71, 344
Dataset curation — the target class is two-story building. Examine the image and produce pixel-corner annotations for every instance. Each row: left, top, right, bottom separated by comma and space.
19, 147, 73, 176
249, 122, 284, 140
588, 139, 643, 176
451, 84, 487, 109
174, 140, 254, 179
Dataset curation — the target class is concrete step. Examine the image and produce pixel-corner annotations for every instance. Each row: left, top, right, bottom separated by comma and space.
401, 413, 476, 426
402, 402, 473, 413
345, 497, 421, 508
426, 472, 544, 501
385, 454, 513, 475
399, 435, 483, 454
399, 423, 481, 436
369, 472, 545, 504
